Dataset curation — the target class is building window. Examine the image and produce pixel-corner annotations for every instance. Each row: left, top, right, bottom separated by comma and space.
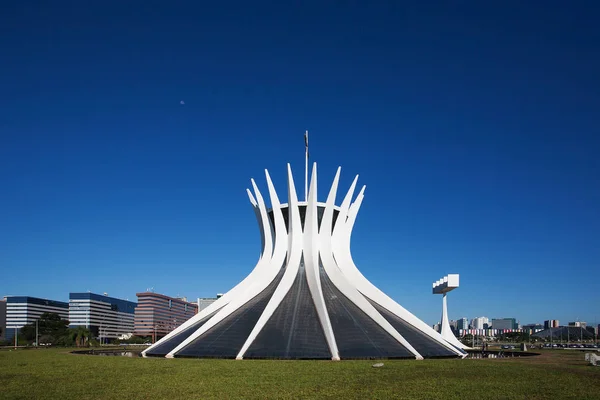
169, 300, 172, 309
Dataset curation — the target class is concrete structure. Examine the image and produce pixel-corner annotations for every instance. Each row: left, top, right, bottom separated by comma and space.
0, 299, 6, 341
4, 296, 69, 340
522, 323, 543, 334
585, 326, 596, 336
568, 321, 586, 328
544, 319, 560, 329
134, 292, 198, 341
492, 318, 517, 330
69, 292, 136, 342
533, 326, 595, 341
433, 274, 468, 350
471, 316, 489, 330
144, 163, 466, 359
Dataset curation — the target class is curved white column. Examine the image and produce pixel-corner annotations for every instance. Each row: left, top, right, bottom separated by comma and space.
331, 186, 465, 357
166, 178, 282, 358
304, 163, 340, 360
319, 168, 422, 359
236, 167, 300, 359
440, 293, 469, 349
142, 189, 271, 357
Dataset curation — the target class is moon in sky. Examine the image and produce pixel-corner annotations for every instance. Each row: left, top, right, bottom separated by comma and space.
180, 100, 185, 105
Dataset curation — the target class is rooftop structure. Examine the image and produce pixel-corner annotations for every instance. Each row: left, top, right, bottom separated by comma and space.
532, 326, 595, 341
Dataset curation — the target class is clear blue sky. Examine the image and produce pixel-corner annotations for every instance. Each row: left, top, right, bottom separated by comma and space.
1, 2, 598, 327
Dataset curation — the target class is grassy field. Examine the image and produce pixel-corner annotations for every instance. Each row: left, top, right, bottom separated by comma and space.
1, 348, 599, 399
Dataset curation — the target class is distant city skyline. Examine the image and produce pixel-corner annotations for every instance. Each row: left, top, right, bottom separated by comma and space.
1, 3, 598, 326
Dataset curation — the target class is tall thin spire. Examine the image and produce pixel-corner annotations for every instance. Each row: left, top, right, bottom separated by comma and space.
304, 130, 309, 201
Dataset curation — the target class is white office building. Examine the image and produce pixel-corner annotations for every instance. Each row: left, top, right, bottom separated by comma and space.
4, 296, 69, 340
69, 292, 136, 342
471, 316, 489, 330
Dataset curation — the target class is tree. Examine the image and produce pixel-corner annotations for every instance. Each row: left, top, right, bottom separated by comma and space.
71, 326, 91, 347
20, 312, 70, 345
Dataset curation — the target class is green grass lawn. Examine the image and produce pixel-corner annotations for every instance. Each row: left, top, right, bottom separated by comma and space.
1, 348, 599, 399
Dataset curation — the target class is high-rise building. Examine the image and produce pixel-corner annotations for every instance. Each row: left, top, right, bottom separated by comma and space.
492, 318, 517, 330
449, 319, 458, 330
470, 317, 489, 330
69, 292, 136, 342
0, 299, 6, 341
544, 320, 560, 329
4, 296, 69, 340
457, 317, 469, 330
568, 321, 586, 328
135, 292, 198, 341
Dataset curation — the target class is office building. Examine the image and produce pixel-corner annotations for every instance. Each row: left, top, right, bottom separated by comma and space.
492, 318, 518, 330
544, 320, 560, 329
457, 317, 469, 330
568, 321, 586, 328
4, 296, 69, 340
0, 299, 6, 341
143, 162, 466, 359
197, 294, 223, 312
449, 319, 458, 331
134, 292, 198, 340
471, 316, 489, 330
69, 292, 136, 342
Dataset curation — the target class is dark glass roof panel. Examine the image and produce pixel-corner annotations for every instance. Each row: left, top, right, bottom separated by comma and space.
320, 262, 414, 359
174, 266, 285, 358
245, 257, 331, 359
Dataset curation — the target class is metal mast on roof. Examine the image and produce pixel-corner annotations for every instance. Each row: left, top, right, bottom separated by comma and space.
304, 130, 309, 201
